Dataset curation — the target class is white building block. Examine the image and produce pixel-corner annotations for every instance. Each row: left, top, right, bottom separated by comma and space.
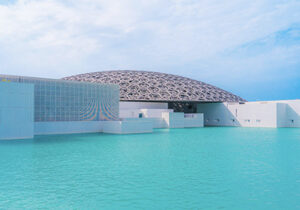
197, 100, 300, 128
103, 119, 153, 134
184, 114, 204, 128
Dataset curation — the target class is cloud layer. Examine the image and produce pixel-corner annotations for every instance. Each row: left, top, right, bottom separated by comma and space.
0, 0, 300, 100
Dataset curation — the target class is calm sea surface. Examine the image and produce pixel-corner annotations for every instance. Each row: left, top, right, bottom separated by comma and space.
0, 127, 299, 209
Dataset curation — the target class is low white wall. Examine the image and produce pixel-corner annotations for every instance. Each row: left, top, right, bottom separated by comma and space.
277, 103, 288, 127
119, 102, 170, 119
162, 112, 185, 128
102, 120, 153, 134
197, 103, 239, 127
150, 118, 168, 128
198, 102, 278, 127
119, 109, 140, 118
162, 112, 204, 128
34, 121, 104, 135
275, 100, 300, 127
140, 109, 173, 118
241, 100, 300, 127
184, 114, 204, 128
123, 117, 168, 128
234, 103, 277, 127
197, 100, 300, 128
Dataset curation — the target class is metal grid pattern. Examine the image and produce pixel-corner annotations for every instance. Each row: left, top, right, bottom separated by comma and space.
0, 75, 119, 122
63, 70, 245, 102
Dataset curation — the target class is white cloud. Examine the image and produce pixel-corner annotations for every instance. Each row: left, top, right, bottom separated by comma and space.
0, 0, 299, 83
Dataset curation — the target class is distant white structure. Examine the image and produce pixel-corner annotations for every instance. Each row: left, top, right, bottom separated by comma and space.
110, 101, 204, 134
197, 100, 300, 128
119, 102, 171, 119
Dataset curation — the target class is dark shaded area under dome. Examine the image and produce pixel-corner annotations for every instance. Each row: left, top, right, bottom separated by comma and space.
63, 70, 246, 103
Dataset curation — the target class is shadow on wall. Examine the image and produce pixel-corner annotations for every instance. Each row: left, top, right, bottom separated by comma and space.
198, 101, 300, 128
197, 103, 241, 127
283, 104, 300, 127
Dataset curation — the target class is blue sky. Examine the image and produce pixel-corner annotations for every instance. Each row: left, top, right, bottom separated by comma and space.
0, 0, 300, 101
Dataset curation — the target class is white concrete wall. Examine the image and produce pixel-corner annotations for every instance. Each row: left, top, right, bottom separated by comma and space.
119, 109, 140, 118
197, 100, 300, 128
119, 108, 173, 119
162, 112, 185, 128
102, 119, 153, 134
233, 102, 278, 127
197, 103, 240, 127
184, 114, 204, 128
0, 82, 34, 140
151, 118, 168, 128
162, 112, 204, 128
119, 102, 170, 118
140, 109, 173, 118
277, 103, 288, 127
235, 100, 300, 127
123, 117, 168, 128
34, 121, 104, 135
275, 100, 300, 127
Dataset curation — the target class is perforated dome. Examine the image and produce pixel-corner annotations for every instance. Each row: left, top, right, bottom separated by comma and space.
63, 70, 245, 102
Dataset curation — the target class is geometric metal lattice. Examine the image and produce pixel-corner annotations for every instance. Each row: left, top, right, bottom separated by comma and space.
63, 70, 246, 102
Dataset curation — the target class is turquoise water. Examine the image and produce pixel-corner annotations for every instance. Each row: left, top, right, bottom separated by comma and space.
0, 128, 299, 209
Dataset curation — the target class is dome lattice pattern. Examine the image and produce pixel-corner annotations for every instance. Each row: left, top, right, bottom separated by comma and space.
63, 71, 245, 102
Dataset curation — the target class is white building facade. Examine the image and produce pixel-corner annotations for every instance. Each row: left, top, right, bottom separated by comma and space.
197, 100, 300, 128
0, 75, 120, 140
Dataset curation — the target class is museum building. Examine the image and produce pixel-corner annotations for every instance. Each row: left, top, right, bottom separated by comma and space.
1, 70, 300, 140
